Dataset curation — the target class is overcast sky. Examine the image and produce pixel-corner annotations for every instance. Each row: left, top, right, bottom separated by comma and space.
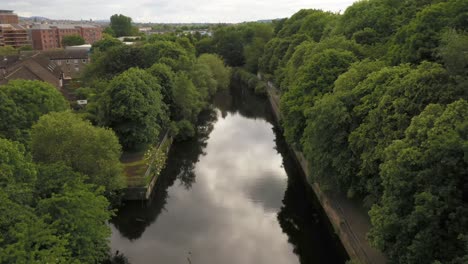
7, 0, 356, 23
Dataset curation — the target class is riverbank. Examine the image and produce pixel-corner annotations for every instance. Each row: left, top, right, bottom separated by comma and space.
264, 81, 387, 264
122, 131, 173, 200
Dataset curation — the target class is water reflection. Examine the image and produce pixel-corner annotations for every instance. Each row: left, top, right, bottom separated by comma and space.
110, 81, 348, 264
110, 110, 218, 240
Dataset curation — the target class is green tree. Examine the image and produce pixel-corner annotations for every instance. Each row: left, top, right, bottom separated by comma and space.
99, 68, 167, 150
369, 99, 468, 264
0, 192, 71, 264
147, 63, 176, 111
0, 80, 68, 142
61, 35, 85, 47
280, 49, 357, 147
31, 111, 124, 193
437, 29, 468, 76
195, 37, 214, 56
91, 35, 124, 52
388, 0, 468, 64
37, 183, 111, 263
172, 72, 202, 122
349, 62, 464, 202
191, 60, 217, 102
110, 14, 134, 37
0, 46, 17, 56
212, 27, 245, 66
0, 138, 36, 204
197, 54, 231, 90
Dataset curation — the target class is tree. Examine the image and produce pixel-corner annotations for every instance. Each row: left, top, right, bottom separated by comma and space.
212, 27, 245, 66
388, 0, 468, 64
31, 111, 124, 193
349, 62, 464, 202
37, 183, 111, 263
437, 29, 468, 76
0, 80, 68, 142
369, 99, 468, 264
61, 35, 85, 47
147, 63, 176, 112
190, 60, 217, 102
280, 49, 357, 147
99, 68, 168, 150
197, 54, 231, 91
172, 72, 202, 122
91, 35, 124, 52
0, 192, 71, 264
0, 138, 36, 204
110, 14, 134, 37
0, 46, 17, 56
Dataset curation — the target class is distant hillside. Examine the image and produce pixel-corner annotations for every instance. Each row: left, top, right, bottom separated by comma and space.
19, 16, 50, 22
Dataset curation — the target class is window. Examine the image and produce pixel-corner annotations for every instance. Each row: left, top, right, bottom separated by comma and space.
56, 60, 62, 65
74, 59, 78, 64
75, 66, 80, 72
66, 60, 70, 64
82, 59, 87, 63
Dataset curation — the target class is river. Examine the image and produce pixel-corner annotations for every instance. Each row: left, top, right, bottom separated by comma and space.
110, 82, 348, 264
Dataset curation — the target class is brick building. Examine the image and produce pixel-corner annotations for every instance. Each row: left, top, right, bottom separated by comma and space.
31, 24, 102, 50
0, 10, 19, 24
0, 24, 29, 48
0, 10, 30, 49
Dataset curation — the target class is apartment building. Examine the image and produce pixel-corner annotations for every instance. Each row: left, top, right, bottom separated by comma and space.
0, 24, 29, 48
0, 10, 30, 48
0, 10, 19, 24
31, 24, 102, 50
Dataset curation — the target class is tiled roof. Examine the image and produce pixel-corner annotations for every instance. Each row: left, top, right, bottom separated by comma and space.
43, 49, 89, 59
31, 24, 100, 30
0, 53, 62, 88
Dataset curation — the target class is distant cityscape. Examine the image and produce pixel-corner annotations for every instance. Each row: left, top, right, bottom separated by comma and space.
0, 9, 224, 51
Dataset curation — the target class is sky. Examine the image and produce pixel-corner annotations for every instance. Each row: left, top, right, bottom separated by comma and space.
7, 0, 356, 23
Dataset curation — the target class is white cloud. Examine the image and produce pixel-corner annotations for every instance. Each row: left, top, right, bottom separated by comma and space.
8, 0, 356, 22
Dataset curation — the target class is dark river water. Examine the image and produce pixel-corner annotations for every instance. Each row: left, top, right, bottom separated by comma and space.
110, 83, 348, 264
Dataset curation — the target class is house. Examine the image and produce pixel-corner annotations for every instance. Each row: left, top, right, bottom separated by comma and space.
42, 49, 90, 79
0, 52, 63, 88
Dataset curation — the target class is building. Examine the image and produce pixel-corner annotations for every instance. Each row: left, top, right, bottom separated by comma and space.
0, 11, 31, 48
0, 24, 29, 48
31, 24, 102, 50
0, 10, 19, 24
0, 52, 63, 88
42, 49, 90, 79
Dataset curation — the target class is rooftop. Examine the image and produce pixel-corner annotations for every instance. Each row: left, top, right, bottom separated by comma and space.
31, 24, 100, 30
0, 24, 27, 30
43, 49, 89, 59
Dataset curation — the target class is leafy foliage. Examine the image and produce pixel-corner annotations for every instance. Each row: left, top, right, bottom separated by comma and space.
99, 68, 167, 150
0, 80, 68, 142
369, 99, 468, 264
110, 14, 136, 37
61, 35, 85, 47
0, 137, 112, 263
31, 111, 124, 193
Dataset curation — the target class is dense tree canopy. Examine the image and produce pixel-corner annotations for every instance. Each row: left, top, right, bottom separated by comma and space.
369, 99, 468, 264
31, 111, 124, 193
98, 68, 167, 150
109, 14, 135, 37
212, 1, 468, 262
0, 80, 68, 143
0, 137, 113, 263
61, 35, 85, 47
